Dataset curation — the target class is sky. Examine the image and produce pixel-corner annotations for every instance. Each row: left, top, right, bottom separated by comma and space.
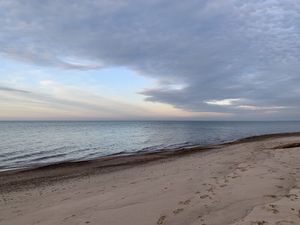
0, 0, 300, 121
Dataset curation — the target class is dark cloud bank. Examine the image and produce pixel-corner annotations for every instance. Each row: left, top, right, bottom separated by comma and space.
1, 0, 300, 119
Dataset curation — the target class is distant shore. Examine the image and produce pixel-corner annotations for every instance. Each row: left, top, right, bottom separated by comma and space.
1, 132, 300, 225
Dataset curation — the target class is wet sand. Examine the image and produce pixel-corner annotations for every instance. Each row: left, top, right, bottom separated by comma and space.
1, 133, 300, 225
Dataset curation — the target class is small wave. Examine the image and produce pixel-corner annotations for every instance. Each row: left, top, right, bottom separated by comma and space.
0, 146, 77, 163
0, 149, 31, 159
29, 153, 68, 162
140, 142, 195, 152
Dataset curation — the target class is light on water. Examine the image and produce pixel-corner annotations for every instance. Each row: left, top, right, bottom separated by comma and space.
1, 121, 300, 171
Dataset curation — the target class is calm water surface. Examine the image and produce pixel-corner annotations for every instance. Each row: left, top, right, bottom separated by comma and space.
1, 121, 300, 170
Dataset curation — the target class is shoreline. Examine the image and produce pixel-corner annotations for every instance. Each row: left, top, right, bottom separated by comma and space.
1, 132, 300, 191
1, 131, 300, 173
1, 132, 300, 225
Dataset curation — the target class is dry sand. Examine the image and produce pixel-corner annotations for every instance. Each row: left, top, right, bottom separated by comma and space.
0, 133, 300, 225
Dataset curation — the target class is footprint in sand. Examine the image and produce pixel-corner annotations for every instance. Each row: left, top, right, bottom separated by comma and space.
264, 194, 277, 199
173, 208, 184, 214
200, 194, 210, 199
179, 199, 191, 205
285, 194, 298, 201
250, 221, 268, 225
264, 204, 279, 214
157, 215, 167, 225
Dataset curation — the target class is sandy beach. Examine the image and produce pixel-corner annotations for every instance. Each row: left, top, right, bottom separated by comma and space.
1, 133, 300, 225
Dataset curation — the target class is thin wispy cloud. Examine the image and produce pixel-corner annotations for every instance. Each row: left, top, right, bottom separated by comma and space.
1, 0, 300, 119
0, 82, 156, 120
0, 86, 31, 94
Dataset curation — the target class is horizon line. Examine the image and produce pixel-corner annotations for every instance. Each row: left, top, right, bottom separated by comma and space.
1, 120, 300, 122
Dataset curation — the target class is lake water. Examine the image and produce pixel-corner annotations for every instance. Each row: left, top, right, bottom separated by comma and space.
1, 121, 300, 171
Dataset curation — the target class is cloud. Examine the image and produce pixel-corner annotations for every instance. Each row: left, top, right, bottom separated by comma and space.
1, 0, 300, 119
204, 98, 290, 113
1, 83, 230, 120
0, 86, 31, 94
205, 99, 242, 106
